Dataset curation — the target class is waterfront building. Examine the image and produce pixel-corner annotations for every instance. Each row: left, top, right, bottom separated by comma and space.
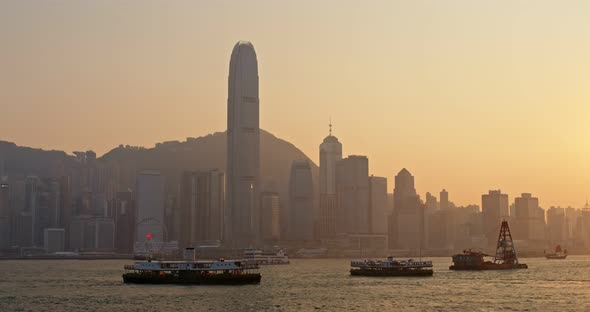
482, 190, 509, 246
546, 207, 567, 246
226, 41, 260, 246
513, 193, 545, 242
43, 228, 65, 253
389, 168, 423, 250
0, 183, 10, 250
180, 170, 225, 247
288, 160, 314, 241
318, 124, 342, 239
113, 191, 135, 253
260, 191, 281, 242
70, 216, 115, 251
336, 156, 369, 234
369, 176, 388, 234
135, 172, 165, 250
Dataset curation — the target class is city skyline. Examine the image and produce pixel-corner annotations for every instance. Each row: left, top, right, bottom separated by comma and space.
2, 1, 590, 207
2, 3, 590, 310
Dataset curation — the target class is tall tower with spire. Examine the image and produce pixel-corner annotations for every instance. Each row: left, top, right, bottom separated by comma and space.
317, 121, 342, 238
226, 41, 260, 246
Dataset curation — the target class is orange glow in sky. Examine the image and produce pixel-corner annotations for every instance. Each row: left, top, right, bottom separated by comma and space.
1, 1, 589, 207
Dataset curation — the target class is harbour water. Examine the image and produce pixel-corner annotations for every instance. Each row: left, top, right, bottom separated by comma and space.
1, 257, 589, 311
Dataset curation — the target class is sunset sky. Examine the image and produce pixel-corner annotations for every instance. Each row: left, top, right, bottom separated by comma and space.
1, 1, 590, 207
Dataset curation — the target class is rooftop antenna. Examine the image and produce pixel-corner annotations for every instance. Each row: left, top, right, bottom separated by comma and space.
329, 117, 333, 136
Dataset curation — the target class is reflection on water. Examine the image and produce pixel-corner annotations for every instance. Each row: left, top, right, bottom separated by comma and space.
1, 257, 589, 311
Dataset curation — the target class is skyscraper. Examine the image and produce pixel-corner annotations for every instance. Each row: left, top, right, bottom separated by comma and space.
425, 192, 438, 214
482, 190, 509, 246
0, 183, 10, 250
389, 168, 423, 250
113, 190, 135, 253
513, 193, 545, 241
546, 207, 567, 246
260, 191, 281, 242
440, 189, 449, 210
226, 41, 260, 246
318, 123, 342, 238
335, 156, 369, 234
135, 171, 165, 250
368, 176, 388, 234
179, 170, 225, 247
288, 160, 314, 241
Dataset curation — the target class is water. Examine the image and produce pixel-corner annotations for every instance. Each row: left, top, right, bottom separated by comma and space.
1, 257, 589, 311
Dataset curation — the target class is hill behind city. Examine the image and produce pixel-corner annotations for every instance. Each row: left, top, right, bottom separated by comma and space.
0, 129, 318, 201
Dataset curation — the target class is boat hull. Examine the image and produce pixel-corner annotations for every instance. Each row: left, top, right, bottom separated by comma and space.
449, 263, 528, 270
545, 254, 567, 260
247, 260, 290, 265
122, 272, 262, 285
350, 268, 433, 277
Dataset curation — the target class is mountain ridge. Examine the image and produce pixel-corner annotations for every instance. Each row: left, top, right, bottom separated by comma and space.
0, 130, 318, 206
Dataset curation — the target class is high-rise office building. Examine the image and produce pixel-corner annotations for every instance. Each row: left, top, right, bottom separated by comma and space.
336, 156, 369, 234
23, 176, 40, 247
513, 193, 545, 241
440, 189, 449, 210
58, 176, 72, 249
482, 190, 509, 245
0, 183, 8, 217
135, 172, 165, 250
226, 41, 260, 246
43, 228, 65, 253
428, 209, 453, 249
288, 160, 314, 241
180, 170, 225, 247
260, 191, 281, 242
9, 179, 25, 247
546, 207, 567, 246
113, 191, 135, 253
0, 183, 10, 250
369, 176, 388, 234
95, 219, 115, 250
425, 192, 438, 214
34, 178, 61, 246
70, 217, 115, 251
318, 124, 342, 238
389, 168, 423, 250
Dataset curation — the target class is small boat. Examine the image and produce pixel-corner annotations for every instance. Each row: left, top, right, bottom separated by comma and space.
350, 256, 433, 277
545, 245, 568, 260
122, 259, 261, 285
450, 220, 527, 270
244, 248, 290, 265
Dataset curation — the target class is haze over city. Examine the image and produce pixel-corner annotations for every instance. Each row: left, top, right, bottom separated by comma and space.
2, 1, 590, 207
5, 2, 590, 311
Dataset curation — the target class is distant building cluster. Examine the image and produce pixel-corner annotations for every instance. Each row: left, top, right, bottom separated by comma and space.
1, 41, 590, 258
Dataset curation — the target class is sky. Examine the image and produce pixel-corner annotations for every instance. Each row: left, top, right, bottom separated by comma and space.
1, 1, 590, 207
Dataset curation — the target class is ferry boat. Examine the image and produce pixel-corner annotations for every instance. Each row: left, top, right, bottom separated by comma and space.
450, 221, 528, 270
122, 259, 261, 285
545, 245, 568, 260
350, 256, 433, 277
243, 248, 290, 265
295, 248, 328, 258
